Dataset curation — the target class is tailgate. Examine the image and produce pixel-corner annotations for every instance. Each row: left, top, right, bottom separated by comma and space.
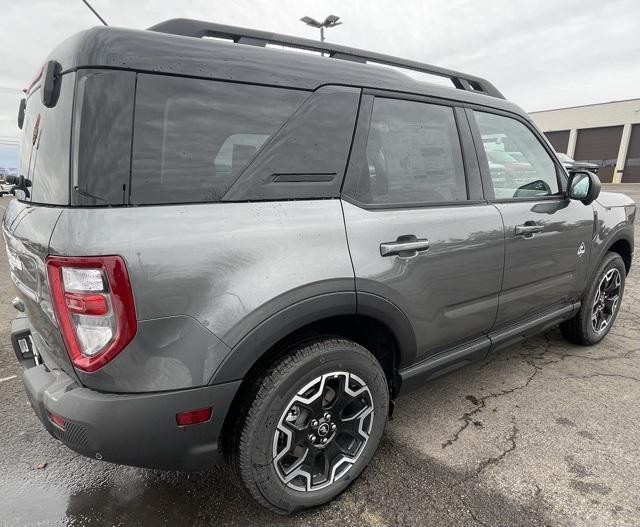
3, 199, 76, 377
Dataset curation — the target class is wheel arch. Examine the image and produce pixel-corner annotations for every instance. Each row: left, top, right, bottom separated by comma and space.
210, 291, 417, 396
607, 236, 633, 274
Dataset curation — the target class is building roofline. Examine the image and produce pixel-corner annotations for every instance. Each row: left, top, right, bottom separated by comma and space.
529, 97, 640, 114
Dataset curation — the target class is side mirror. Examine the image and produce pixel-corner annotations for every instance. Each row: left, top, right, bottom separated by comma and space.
17, 98, 26, 129
568, 170, 600, 205
41, 60, 62, 108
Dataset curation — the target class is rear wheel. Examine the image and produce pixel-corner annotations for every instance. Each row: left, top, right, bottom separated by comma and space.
228, 337, 389, 514
561, 252, 626, 345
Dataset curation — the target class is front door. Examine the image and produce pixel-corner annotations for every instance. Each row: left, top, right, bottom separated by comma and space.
469, 109, 594, 329
341, 94, 504, 365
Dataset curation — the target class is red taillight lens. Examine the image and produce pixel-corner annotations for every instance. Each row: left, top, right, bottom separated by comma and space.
46, 256, 137, 373
48, 412, 65, 429
176, 407, 212, 426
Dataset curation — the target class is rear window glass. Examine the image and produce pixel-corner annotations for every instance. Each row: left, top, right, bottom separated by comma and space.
72, 70, 135, 206
130, 75, 309, 204
17, 72, 75, 205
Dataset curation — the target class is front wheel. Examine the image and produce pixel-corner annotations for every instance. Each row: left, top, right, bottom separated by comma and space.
228, 337, 389, 514
561, 252, 626, 345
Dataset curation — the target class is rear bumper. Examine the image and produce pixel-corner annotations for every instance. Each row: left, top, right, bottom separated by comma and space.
21, 362, 240, 470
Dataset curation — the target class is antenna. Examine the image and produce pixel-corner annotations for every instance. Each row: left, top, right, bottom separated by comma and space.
81, 0, 108, 26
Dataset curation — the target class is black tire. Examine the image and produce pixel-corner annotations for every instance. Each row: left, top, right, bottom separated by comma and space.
560, 252, 626, 345
227, 337, 389, 515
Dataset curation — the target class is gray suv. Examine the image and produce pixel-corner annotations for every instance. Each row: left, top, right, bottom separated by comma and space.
3, 19, 635, 514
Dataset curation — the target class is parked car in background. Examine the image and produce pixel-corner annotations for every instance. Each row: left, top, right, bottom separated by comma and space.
3, 19, 635, 515
0, 178, 14, 196
557, 152, 599, 173
485, 149, 536, 185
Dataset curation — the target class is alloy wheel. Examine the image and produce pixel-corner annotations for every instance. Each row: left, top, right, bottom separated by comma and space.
272, 371, 374, 492
591, 268, 621, 334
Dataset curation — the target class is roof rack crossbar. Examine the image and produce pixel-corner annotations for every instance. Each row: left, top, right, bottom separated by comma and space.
147, 18, 505, 99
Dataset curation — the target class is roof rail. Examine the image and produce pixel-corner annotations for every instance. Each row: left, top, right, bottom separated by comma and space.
147, 18, 505, 99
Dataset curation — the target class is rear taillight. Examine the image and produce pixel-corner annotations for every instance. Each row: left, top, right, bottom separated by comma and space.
46, 256, 137, 373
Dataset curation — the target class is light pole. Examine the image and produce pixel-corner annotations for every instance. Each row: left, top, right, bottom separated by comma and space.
300, 15, 342, 43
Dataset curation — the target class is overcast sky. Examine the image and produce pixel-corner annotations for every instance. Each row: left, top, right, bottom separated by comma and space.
1, 0, 639, 158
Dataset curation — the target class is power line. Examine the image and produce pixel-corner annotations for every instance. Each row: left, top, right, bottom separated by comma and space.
81, 0, 108, 26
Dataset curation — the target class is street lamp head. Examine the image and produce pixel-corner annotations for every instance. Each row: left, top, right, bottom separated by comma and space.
300, 16, 323, 28
300, 14, 342, 43
323, 15, 342, 27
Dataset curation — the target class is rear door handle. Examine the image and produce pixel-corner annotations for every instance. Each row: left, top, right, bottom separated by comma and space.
515, 223, 543, 237
380, 236, 430, 257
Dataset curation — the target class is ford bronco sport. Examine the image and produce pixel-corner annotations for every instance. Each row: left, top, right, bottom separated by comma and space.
3, 19, 635, 514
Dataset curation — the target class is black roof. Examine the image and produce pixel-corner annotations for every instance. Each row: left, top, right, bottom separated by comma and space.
48, 20, 526, 117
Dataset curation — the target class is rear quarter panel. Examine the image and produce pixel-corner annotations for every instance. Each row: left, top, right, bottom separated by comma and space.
49, 200, 354, 392
2, 200, 76, 378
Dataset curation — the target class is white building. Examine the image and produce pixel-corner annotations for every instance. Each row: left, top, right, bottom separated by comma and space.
529, 98, 640, 183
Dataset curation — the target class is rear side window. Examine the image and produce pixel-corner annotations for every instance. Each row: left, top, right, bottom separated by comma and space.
345, 97, 467, 206
17, 72, 75, 205
131, 75, 309, 204
473, 111, 560, 199
72, 70, 136, 206
224, 85, 360, 201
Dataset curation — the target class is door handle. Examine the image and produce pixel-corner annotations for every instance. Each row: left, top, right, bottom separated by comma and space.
515, 223, 543, 237
380, 236, 430, 257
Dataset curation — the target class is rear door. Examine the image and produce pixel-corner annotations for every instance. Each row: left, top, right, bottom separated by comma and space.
341, 93, 504, 366
467, 108, 594, 329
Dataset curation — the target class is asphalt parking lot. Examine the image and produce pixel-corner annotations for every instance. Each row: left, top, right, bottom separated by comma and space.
1, 185, 639, 527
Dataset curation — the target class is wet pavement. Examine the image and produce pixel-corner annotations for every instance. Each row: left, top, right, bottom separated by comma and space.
1, 186, 639, 526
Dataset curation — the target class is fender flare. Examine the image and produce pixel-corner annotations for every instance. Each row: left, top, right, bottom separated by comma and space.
592, 226, 634, 276
356, 292, 418, 369
209, 291, 417, 384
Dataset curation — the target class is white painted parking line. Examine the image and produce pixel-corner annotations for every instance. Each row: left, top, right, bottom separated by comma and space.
0, 375, 18, 383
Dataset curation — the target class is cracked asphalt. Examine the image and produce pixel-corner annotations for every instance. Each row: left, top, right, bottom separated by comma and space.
1, 185, 639, 526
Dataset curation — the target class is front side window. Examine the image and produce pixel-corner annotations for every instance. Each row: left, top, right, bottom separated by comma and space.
348, 98, 467, 206
131, 75, 309, 204
473, 111, 560, 199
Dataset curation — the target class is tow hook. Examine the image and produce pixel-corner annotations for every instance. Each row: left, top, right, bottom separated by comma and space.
12, 297, 25, 312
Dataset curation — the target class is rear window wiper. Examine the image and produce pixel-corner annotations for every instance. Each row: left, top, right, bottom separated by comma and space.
73, 186, 111, 205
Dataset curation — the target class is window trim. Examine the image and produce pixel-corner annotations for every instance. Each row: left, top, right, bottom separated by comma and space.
341, 89, 480, 210
464, 106, 568, 203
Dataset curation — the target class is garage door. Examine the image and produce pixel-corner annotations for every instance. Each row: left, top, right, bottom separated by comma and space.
623, 124, 640, 183
574, 126, 623, 183
544, 130, 570, 154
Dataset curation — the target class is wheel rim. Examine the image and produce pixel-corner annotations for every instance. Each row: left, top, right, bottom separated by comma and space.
591, 268, 622, 334
272, 371, 375, 492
